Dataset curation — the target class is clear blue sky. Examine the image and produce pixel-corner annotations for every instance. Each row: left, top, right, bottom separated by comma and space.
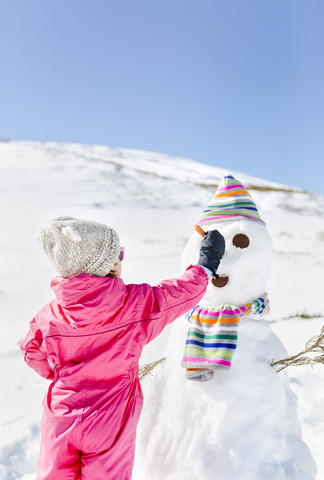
1, 0, 324, 193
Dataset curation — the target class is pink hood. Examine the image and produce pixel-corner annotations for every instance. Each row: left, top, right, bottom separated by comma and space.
50, 274, 129, 328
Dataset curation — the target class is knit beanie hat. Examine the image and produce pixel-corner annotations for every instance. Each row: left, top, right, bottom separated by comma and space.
38, 216, 120, 278
197, 175, 265, 227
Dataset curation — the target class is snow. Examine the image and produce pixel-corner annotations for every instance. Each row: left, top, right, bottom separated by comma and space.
0, 140, 324, 479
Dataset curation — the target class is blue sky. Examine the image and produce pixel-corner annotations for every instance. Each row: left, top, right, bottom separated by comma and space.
1, 0, 324, 193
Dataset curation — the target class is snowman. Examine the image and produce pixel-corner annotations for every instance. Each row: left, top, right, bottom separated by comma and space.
137, 176, 316, 480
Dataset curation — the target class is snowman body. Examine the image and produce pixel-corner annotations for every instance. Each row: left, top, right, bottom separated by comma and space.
137, 217, 316, 480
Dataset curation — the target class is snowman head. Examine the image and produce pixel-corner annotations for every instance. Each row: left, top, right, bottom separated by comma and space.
182, 176, 272, 307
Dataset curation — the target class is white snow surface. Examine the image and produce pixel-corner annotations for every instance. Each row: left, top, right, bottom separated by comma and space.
0, 141, 324, 479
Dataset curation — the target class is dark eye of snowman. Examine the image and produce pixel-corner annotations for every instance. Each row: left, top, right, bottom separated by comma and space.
232, 234, 250, 249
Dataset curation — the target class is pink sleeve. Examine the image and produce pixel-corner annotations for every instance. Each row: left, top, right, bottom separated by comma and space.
139, 264, 208, 344
20, 317, 54, 380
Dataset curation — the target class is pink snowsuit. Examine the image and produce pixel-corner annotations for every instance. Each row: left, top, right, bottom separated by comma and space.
20, 265, 208, 480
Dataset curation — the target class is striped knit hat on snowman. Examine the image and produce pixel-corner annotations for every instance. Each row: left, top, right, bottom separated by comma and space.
38, 216, 120, 278
197, 175, 265, 227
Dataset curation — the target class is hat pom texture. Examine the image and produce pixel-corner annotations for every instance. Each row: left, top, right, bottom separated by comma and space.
39, 217, 120, 278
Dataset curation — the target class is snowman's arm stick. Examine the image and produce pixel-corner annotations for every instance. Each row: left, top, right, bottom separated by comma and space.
271, 325, 324, 372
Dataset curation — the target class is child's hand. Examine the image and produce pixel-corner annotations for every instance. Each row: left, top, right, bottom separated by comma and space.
197, 230, 225, 277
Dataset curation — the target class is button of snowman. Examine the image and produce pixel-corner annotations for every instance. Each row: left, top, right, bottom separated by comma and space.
181, 175, 270, 381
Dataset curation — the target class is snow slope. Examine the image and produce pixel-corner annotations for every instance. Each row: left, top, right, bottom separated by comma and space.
0, 141, 324, 479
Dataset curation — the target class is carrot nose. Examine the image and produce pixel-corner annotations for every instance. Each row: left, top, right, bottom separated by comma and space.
194, 224, 225, 257
194, 224, 205, 238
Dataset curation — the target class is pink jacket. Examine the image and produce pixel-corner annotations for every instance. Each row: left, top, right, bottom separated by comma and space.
20, 265, 208, 478
21, 265, 208, 395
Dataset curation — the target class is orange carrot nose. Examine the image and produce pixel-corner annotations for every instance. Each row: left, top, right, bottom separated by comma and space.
194, 224, 225, 257
194, 224, 205, 238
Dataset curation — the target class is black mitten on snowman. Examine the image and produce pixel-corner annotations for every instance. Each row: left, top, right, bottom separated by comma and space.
198, 230, 225, 278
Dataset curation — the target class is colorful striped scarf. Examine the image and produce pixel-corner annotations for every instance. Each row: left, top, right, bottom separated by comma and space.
181, 293, 270, 381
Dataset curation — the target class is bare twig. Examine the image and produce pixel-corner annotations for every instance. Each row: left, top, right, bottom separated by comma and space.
271, 325, 324, 372
139, 357, 166, 380
283, 312, 323, 320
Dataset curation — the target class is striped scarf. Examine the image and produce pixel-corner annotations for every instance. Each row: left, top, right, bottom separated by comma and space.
181, 293, 270, 382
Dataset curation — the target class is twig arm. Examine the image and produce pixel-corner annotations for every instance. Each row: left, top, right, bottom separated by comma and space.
139, 357, 166, 380
271, 325, 324, 372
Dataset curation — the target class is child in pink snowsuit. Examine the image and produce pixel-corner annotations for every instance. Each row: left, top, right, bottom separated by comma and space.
20, 216, 224, 480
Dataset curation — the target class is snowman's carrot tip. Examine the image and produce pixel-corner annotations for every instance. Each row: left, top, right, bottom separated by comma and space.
194, 224, 205, 238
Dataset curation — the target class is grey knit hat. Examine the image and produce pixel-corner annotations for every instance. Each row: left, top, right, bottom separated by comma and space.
38, 216, 120, 278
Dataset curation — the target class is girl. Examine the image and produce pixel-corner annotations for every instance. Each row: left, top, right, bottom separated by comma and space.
20, 216, 224, 480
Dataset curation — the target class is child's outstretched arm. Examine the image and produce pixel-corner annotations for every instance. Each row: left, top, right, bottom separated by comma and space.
139, 229, 225, 343
139, 264, 209, 343
20, 317, 54, 380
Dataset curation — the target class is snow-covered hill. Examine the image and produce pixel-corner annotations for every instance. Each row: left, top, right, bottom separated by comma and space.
0, 141, 323, 479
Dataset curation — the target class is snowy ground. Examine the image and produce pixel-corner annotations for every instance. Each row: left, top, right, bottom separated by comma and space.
0, 141, 324, 479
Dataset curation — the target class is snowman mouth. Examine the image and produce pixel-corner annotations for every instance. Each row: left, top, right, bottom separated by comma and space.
211, 275, 229, 288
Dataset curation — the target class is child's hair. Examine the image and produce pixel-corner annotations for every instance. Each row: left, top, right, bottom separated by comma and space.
38, 216, 120, 278
106, 263, 119, 278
